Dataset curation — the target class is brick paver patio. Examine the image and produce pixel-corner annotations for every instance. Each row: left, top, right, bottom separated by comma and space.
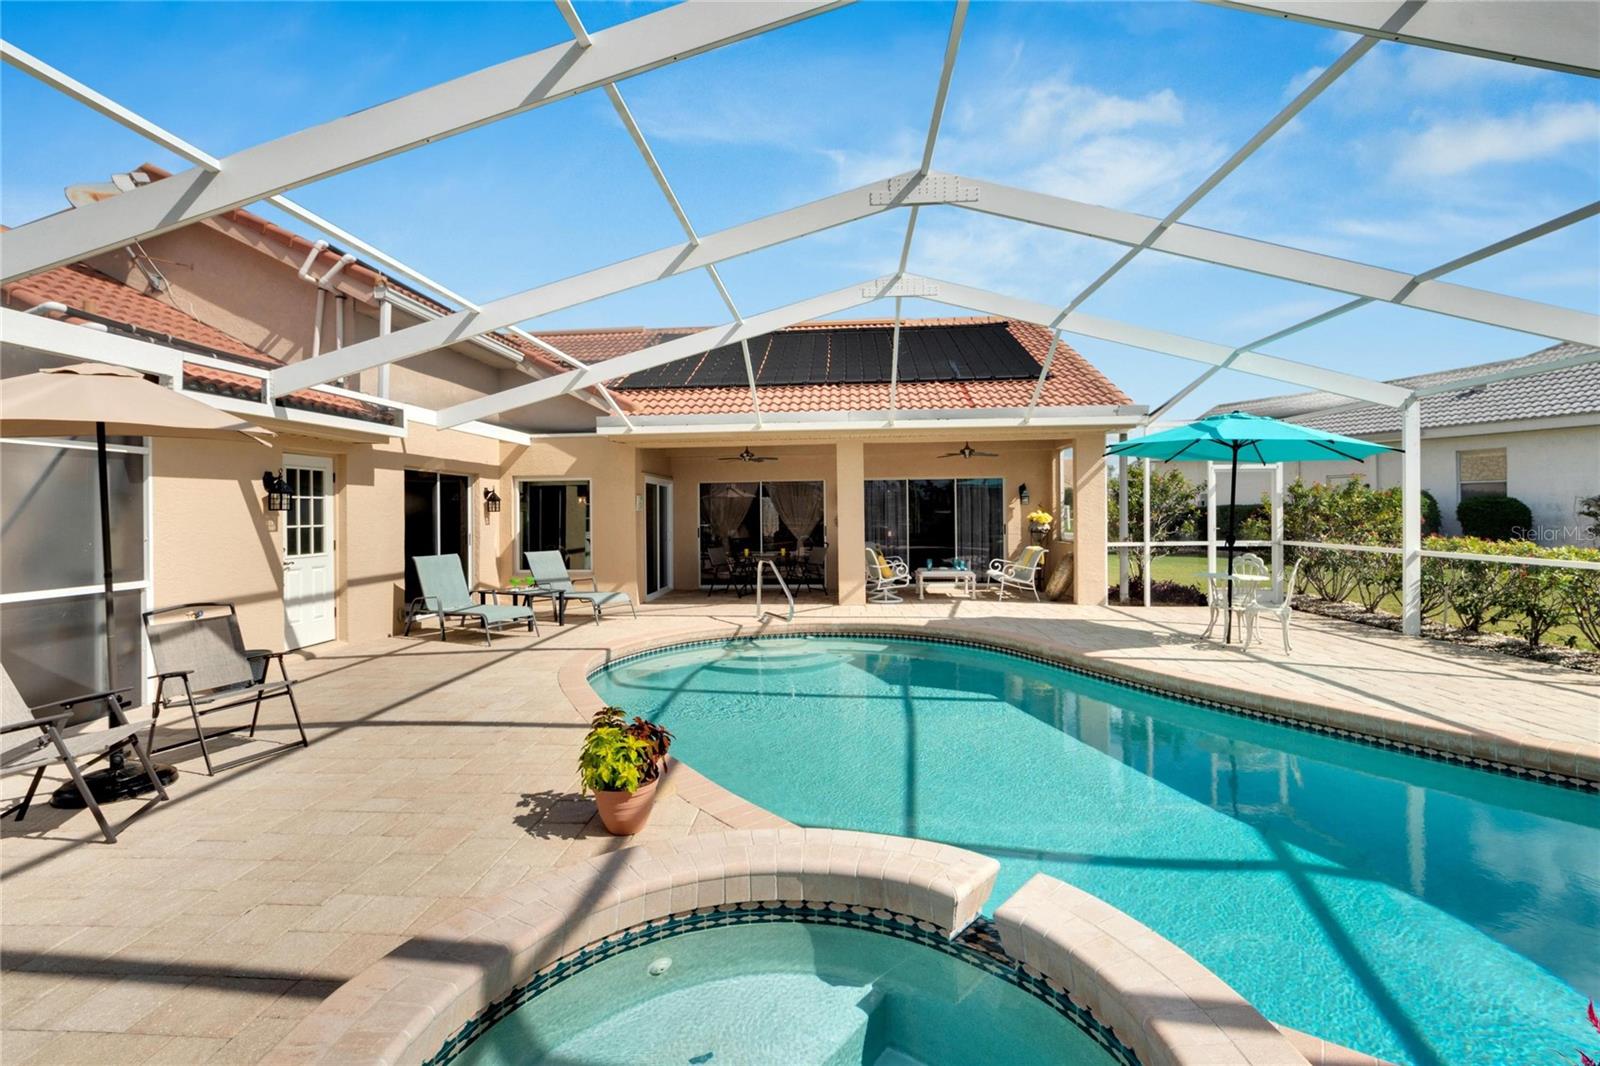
2, 594, 1595, 1063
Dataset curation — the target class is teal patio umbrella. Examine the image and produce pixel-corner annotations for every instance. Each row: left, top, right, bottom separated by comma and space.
1106, 412, 1397, 643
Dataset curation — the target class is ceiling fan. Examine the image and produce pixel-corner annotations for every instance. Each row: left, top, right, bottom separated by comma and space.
939, 442, 998, 459
718, 447, 779, 463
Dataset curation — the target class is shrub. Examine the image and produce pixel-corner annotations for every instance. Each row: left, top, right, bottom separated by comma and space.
1552, 546, 1600, 649
1106, 465, 1201, 582
1496, 563, 1574, 647
1456, 495, 1533, 541
1420, 490, 1442, 537
578, 707, 672, 794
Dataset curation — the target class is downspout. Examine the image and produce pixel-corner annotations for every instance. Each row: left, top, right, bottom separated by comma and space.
376, 283, 393, 398
297, 240, 330, 358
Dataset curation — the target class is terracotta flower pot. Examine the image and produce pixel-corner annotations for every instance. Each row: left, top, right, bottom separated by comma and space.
594, 776, 660, 835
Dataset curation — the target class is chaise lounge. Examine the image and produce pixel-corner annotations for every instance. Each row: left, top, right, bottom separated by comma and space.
406, 554, 537, 645
525, 551, 636, 622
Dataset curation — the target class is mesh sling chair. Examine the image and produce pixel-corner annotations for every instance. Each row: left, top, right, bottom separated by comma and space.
2, 668, 169, 843
143, 603, 309, 775
524, 551, 637, 622
405, 554, 537, 644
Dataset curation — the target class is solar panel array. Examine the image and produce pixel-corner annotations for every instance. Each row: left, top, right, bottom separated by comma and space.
614, 322, 1041, 390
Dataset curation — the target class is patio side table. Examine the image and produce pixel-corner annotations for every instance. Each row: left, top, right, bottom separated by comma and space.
917, 567, 977, 599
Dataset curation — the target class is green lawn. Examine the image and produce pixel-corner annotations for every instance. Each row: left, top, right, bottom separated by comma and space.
1106, 551, 1595, 652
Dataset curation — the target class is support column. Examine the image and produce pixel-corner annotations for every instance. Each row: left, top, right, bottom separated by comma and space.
1401, 397, 1422, 636
1071, 432, 1107, 606
1141, 457, 1152, 608
1117, 435, 1130, 603
834, 441, 866, 605
1270, 462, 1284, 594
1206, 462, 1218, 576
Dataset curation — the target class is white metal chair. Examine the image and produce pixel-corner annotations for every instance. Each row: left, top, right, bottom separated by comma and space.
865, 548, 911, 603
1202, 553, 1267, 641
985, 545, 1046, 601
1245, 557, 1303, 654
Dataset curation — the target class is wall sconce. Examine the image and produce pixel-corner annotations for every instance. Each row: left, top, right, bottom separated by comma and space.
1018, 483, 1030, 504
261, 470, 292, 513
483, 487, 502, 514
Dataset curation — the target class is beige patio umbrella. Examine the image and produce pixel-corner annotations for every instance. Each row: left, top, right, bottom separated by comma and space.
0, 363, 271, 803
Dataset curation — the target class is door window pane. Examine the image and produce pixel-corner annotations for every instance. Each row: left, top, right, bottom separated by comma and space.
518, 482, 591, 569
0, 442, 145, 593
404, 471, 472, 599
908, 479, 956, 570
866, 480, 907, 558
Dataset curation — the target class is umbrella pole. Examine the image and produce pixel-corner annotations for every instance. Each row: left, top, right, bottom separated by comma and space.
1225, 444, 1240, 644
53, 423, 178, 808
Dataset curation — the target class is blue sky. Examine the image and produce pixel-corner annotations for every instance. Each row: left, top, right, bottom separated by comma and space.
3, 1, 1596, 419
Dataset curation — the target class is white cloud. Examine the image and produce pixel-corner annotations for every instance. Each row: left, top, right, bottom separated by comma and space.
1395, 101, 1600, 178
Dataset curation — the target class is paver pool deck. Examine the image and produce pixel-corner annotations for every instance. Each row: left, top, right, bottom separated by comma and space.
2, 595, 1595, 1064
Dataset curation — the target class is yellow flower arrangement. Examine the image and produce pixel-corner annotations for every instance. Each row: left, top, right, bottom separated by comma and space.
1026, 509, 1053, 526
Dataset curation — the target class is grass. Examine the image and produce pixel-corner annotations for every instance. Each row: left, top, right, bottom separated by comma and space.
1106, 551, 1595, 652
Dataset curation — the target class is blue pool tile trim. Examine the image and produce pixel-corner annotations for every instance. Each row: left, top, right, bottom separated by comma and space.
591, 632, 1597, 793
425, 902, 1142, 1066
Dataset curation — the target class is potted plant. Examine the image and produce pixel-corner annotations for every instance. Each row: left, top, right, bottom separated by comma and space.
579, 707, 673, 835
1027, 508, 1054, 543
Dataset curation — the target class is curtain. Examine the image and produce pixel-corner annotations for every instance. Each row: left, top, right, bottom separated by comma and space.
956, 478, 1005, 568
766, 481, 824, 547
704, 484, 756, 548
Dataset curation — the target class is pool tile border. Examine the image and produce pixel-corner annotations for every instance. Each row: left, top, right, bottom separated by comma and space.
424, 904, 1141, 1066
589, 629, 1597, 792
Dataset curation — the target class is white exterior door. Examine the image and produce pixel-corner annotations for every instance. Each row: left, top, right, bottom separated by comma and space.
282, 455, 336, 648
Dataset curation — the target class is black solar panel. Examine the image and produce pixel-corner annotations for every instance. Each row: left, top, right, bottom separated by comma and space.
614, 322, 1040, 389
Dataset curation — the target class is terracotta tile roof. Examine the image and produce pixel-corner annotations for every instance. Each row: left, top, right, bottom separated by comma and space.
3, 261, 395, 425
537, 317, 1131, 415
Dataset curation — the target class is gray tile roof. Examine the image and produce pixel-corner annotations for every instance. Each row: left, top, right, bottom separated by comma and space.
1204, 341, 1600, 437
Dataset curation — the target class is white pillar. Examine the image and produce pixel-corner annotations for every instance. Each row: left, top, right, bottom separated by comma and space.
1270, 462, 1284, 595
1141, 457, 1152, 608
1118, 435, 1130, 603
1401, 397, 1423, 636
1206, 462, 1218, 576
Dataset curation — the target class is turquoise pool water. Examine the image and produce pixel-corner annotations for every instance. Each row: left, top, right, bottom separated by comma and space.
454, 922, 1117, 1066
592, 636, 1600, 1066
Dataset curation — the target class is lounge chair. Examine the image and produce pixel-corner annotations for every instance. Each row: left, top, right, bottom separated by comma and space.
1245, 557, 1303, 654
985, 545, 1047, 601
406, 555, 537, 645
525, 551, 637, 622
145, 602, 311, 775
2, 668, 169, 843
866, 548, 911, 603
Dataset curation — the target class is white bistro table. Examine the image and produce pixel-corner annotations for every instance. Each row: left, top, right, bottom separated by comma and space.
1203, 570, 1272, 644
917, 567, 977, 599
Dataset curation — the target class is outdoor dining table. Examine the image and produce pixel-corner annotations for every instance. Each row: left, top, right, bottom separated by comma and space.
1202, 571, 1272, 645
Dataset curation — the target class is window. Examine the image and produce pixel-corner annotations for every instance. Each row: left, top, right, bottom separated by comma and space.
518, 481, 591, 570
1457, 449, 1507, 500
0, 437, 150, 713
866, 478, 1005, 569
404, 471, 470, 600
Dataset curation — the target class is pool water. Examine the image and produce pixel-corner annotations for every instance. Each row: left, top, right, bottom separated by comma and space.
454, 922, 1116, 1066
592, 636, 1600, 1066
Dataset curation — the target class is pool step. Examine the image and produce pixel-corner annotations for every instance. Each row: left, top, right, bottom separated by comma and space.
537, 972, 880, 1066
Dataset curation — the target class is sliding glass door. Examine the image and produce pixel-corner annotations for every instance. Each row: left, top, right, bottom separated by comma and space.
404, 470, 470, 601
698, 481, 826, 584
518, 481, 591, 571
866, 478, 1004, 569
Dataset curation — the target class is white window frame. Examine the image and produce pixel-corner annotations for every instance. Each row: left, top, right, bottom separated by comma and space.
0, 434, 156, 703
1456, 447, 1509, 501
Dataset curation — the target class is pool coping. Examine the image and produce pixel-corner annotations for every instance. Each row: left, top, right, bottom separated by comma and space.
262, 829, 1312, 1066
565, 619, 1599, 790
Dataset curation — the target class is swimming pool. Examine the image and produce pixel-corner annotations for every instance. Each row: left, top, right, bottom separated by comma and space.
592, 635, 1600, 1066
451, 919, 1125, 1066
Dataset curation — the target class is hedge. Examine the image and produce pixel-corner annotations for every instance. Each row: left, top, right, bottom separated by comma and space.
1456, 495, 1533, 540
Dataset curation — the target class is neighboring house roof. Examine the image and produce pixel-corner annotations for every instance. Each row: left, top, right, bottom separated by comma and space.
2, 261, 396, 425
1203, 341, 1600, 437
536, 317, 1133, 415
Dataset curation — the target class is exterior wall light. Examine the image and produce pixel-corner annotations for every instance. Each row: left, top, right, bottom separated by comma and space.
1018, 483, 1030, 504
483, 487, 502, 514
262, 470, 293, 513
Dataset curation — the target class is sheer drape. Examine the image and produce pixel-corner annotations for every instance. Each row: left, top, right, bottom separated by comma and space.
956, 478, 1004, 568
865, 480, 907, 557
703, 483, 755, 548
766, 481, 823, 546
